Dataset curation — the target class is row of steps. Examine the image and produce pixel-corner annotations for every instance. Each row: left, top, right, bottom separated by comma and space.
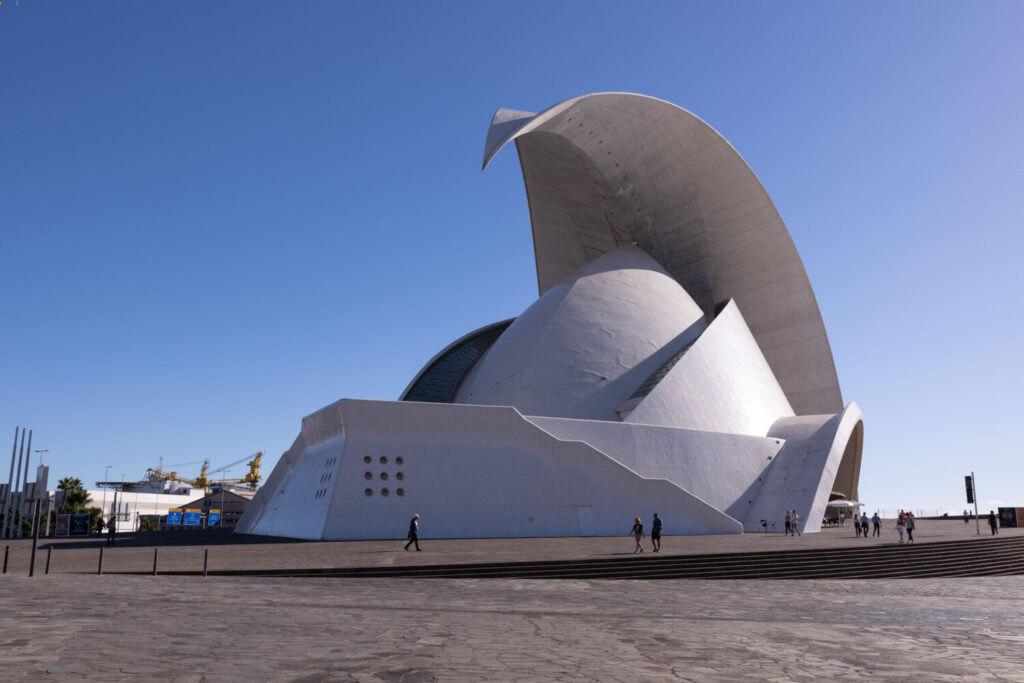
148, 535, 1024, 580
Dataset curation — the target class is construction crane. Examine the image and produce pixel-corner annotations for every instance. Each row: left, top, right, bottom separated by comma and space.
207, 452, 263, 490
145, 459, 207, 488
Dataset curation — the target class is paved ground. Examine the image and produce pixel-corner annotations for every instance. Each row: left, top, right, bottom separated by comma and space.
1, 518, 1016, 575
2, 574, 1023, 681
2, 520, 1023, 681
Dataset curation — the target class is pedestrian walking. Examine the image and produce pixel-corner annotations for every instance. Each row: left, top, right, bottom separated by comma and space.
896, 511, 906, 544
650, 513, 663, 553
871, 512, 881, 537
860, 512, 870, 539
792, 510, 801, 536
988, 510, 999, 535
106, 515, 117, 546
905, 512, 916, 543
784, 510, 792, 536
95, 516, 104, 538
404, 513, 421, 551
963, 509, 970, 525
854, 511, 862, 536
631, 517, 645, 553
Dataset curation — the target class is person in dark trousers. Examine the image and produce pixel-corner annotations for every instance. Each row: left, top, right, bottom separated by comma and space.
106, 515, 117, 545
404, 513, 421, 550
905, 512, 916, 543
964, 509, 970, 525
871, 512, 881, 537
988, 510, 999, 535
651, 513, 663, 553
784, 510, 792, 536
95, 516, 104, 538
860, 512, 870, 539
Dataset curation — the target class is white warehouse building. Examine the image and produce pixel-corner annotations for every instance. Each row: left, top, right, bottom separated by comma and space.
237, 93, 864, 540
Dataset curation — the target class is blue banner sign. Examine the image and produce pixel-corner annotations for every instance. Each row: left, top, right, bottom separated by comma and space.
166, 508, 182, 525
183, 509, 202, 526
208, 509, 221, 526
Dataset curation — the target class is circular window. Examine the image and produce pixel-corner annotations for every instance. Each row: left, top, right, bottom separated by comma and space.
363, 456, 371, 464
364, 488, 373, 497
380, 488, 389, 496
379, 472, 388, 481
395, 456, 404, 465
396, 472, 404, 481
364, 472, 372, 480
379, 456, 388, 465
396, 488, 404, 496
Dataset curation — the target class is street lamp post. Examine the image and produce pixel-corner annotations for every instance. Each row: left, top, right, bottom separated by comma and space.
101, 465, 111, 518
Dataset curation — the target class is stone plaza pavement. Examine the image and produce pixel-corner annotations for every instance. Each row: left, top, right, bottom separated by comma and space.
2, 521, 1024, 681
2, 574, 1024, 682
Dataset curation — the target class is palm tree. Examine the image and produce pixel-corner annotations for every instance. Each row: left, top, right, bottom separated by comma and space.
57, 477, 85, 512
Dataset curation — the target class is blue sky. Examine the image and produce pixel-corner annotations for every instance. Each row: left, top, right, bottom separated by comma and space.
2, 2, 1022, 515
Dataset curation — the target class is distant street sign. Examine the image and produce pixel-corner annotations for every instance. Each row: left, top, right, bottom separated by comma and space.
166, 508, 183, 525
69, 514, 90, 536
208, 509, 221, 526
965, 475, 975, 504
183, 509, 202, 526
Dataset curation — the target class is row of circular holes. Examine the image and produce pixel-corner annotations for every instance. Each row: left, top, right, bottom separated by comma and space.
364, 455, 402, 465
366, 488, 403, 497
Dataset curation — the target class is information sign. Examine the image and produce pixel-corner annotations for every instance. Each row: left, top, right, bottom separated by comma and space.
55, 513, 70, 536
208, 509, 221, 526
166, 508, 182, 525
69, 513, 90, 536
183, 509, 202, 526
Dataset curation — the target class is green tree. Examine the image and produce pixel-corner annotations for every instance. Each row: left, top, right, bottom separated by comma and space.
57, 477, 90, 513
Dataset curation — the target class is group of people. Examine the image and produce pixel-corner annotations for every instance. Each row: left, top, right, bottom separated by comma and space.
894, 510, 916, 543
630, 513, 663, 553
964, 508, 1002, 535
783, 509, 802, 536
852, 511, 882, 537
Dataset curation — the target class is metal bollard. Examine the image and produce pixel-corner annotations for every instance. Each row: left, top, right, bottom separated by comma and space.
2, 545, 8, 574
45, 546, 52, 575
152, 548, 159, 576
203, 548, 208, 577
97, 546, 104, 575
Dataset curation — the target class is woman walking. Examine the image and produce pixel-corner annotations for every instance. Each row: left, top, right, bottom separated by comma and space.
896, 511, 906, 544
631, 517, 645, 553
905, 512, 916, 543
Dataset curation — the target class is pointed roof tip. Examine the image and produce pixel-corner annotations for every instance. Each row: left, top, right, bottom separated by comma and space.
482, 108, 537, 170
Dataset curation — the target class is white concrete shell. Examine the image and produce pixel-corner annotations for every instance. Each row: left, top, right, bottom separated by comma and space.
483, 93, 842, 417
238, 93, 864, 541
454, 246, 705, 421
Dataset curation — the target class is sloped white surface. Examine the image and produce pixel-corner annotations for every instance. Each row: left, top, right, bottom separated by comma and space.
625, 299, 794, 436
454, 246, 705, 420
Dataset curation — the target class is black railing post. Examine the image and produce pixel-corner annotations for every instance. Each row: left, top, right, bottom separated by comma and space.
203, 548, 208, 577
45, 546, 52, 575
97, 546, 104, 575
152, 548, 159, 576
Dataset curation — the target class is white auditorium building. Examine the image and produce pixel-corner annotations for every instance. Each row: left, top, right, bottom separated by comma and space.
237, 93, 864, 540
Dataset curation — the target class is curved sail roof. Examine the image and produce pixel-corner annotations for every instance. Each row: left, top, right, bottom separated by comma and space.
483, 92, 843, 416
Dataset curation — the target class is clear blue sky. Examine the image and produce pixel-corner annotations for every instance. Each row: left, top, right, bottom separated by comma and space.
2, 2, 1022, 515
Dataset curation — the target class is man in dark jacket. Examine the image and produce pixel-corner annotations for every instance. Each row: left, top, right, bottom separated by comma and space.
404, 513, 421, 551
988, 510, 999, 535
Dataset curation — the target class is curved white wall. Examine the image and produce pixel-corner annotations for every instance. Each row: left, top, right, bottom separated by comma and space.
624, 300, 794, 436
484, 93, 843, 417
454, 246, 705, 421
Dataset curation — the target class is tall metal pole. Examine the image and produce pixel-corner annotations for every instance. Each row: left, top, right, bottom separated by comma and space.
102, 465, 111, 517
973, 471, 981, 536
8, 429, 26, 538
3, 427, 19, 539
16, 429, 32, 537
